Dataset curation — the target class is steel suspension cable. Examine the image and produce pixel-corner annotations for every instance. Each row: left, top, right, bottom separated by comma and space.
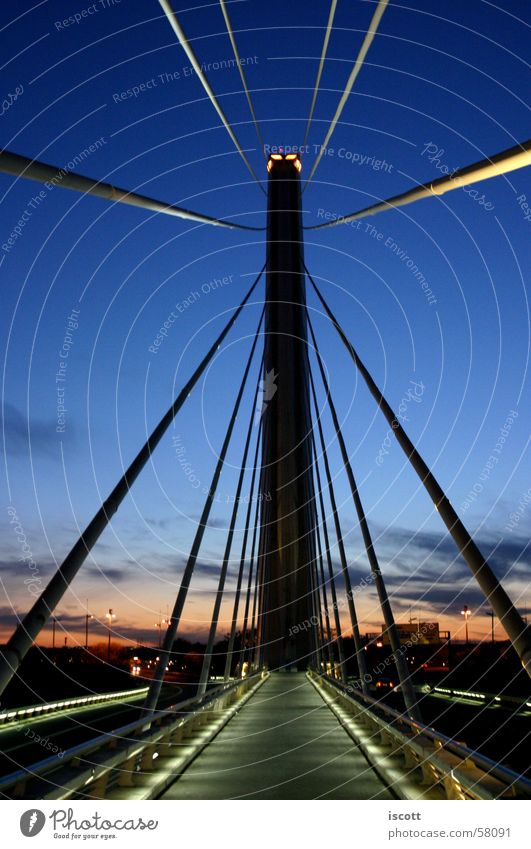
306, 267, 531, 678
308, 542, 324, 668
252, 509, 268, 671
0, 149, 263, 231
311, 431, 347, 683
0, 268, 264, 699
308, 364, 370, 693
310, 518, 328, 669
142, 308, 266, 716
223, 418, 263, 681
303, 427, 323, 670
303, 0, 390, 191
219, 0, 266, 158
299, 417, 322, 670
311, 491, 335, 669
197, 346, 265, 696
158, 0, 265, 193
302, 0, 338, 150
240, 472, 263, 672
306, 138, 531, 229
307, 311, 421, 721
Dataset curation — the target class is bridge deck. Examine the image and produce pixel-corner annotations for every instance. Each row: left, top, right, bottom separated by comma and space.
160, 672, 393, 800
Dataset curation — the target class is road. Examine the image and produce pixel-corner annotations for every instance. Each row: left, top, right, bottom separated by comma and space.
0, 682, 186, 782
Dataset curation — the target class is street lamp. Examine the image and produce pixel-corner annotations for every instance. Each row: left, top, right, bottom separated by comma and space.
155, 612, 170, 648
85, 600, 94, 650
486, 608, 495, 643
105, 609, 116, 661
52, 616, 62, 650
461, 604, 471, 644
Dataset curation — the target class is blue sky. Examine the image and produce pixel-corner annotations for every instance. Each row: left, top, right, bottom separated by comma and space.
1, 0, 529, 648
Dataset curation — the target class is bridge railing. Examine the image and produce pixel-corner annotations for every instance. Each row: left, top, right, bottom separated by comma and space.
0, 672, 267, 800
0, 686, 149, 726
309, 669, 531, 800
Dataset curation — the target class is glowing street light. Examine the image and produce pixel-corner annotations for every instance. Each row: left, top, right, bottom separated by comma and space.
155, 618, 170, 647
155, 612, 170, 648
461, 604, 470, 644
85, 599, 94, 650
105, 608, 116, 660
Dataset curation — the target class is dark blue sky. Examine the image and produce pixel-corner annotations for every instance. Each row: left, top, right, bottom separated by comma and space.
1, 0, 529, 647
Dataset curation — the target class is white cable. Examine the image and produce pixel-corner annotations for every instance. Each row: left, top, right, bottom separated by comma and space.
306, 139, 531, 229
159, 0, 265, 192
0, 149, 264, 230
302, 0, 338, 150
304, 0, 389, 191
219, 0, 266, 159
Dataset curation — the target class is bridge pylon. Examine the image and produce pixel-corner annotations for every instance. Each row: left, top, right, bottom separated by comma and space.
257, 154, 318, 671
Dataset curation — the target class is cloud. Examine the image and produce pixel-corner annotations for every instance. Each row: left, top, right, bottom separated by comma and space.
0, 551, 132, 586
328, 522, 530, 621
86, 564, 129, 583
0, 557, 56, 579
144, 517, 172, 530
0, 403, 71, 458
0, 605, 24, 632
376, 525, 531, 581
189, 515, 229, 530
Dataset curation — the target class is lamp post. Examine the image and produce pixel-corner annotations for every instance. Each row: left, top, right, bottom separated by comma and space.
461, 604, 470, 644
155, 613, 170, 648
408, 608, 420, 639
105, 609, 116, 661
52, 616, 63, 649
486, 608, 495, 643
85, 600, 94, 650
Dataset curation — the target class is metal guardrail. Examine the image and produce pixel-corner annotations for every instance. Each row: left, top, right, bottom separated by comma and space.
0, 687, 149, 727
309, 670, 531, 800
0, 672, 267, 800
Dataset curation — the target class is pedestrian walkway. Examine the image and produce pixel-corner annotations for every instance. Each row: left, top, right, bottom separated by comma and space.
160, 672, 393, 799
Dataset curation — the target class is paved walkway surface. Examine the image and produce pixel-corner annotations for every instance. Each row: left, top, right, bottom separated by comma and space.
160, 672, 393, 799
